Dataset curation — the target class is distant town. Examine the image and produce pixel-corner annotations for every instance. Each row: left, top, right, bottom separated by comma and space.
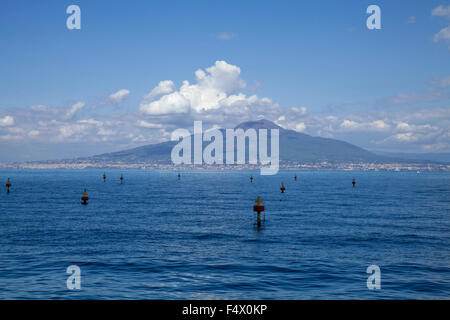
1, 160, 448, 171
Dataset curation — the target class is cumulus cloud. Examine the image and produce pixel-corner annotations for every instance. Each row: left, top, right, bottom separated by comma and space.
143, 80, 175, 101
0, 115, 14, 127
139, 61, 259, 116
140, 91, 190, 115
371, 108, 449, 151
108, 89, 130, 103
197, 61, 246, 93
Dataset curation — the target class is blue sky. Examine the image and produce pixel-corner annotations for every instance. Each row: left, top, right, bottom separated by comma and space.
0, 0, 449, 161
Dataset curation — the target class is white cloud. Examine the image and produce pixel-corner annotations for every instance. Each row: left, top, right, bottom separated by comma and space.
59, 123, 87, 138
339, 119, 390, 132
0, 134, 22, 141
396, 122, 411, 131
143, 81, 175, 101
295, 123, 306, 132
139, 61, 254, 115
140, 91, 190, 115
391, 132, 419, 142
371, 120, 390, 130
64, 102, 86, 120
340, 119, 360, 130
432, 5, 450, 18
0, 115, 14, 127
137, 120, 164, 128
395, 122, 438, 133
291, 107, 307, 115
434, 25, 450, 43
432, 5, 450, 44
197, 61, 246, 94
28, 130, 40, 137
109, 89, 130, 103
77, 119, 103, 126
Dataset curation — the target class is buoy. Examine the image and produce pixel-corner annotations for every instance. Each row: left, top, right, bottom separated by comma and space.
352, 178, 356, 187
81, 189, 89, 205
253, 196, 265, 227
250, 175, 253, 183
294, 174, 297, 181
6, 178, 11, 193
103, 172, 106, 182
280, 183, 286, 193
178, 173, 181, 180
120, 175, 124, 184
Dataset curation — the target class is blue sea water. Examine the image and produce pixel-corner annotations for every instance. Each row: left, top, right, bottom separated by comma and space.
0, 169, 449, 299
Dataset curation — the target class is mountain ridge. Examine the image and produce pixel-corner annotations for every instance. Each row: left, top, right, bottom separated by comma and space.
83, 119, 393, 164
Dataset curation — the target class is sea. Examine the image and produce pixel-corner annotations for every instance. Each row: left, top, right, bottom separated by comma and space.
0, 169, 449, 299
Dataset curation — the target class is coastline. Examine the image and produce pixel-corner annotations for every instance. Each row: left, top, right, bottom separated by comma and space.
1, 161, 449, 171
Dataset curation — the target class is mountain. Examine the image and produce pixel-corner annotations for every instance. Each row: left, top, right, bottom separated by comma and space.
84, 119, 392, 164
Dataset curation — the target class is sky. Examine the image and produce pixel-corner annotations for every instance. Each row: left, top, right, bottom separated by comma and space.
0, 0, 449, 161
